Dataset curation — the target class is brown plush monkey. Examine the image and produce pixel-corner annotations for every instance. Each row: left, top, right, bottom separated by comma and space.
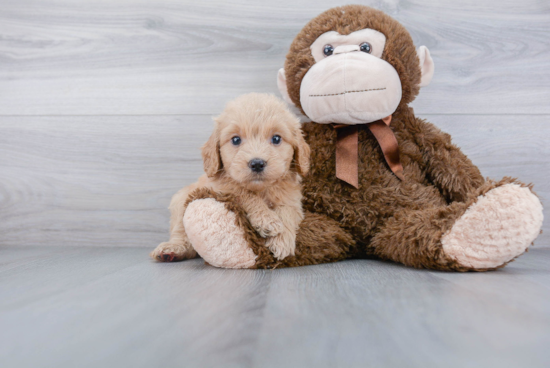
180, 5, 543, 271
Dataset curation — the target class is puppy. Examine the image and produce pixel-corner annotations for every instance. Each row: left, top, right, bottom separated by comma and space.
150, 93, 310, 262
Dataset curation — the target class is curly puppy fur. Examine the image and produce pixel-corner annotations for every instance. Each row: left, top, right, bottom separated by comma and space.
150, 93, 310, 262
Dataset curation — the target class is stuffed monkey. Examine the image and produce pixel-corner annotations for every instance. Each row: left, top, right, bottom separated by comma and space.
176, 5, 543, 270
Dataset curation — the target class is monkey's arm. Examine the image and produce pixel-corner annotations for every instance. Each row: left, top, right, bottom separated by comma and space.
409, 116, 485, 203
183, 187, 355, 269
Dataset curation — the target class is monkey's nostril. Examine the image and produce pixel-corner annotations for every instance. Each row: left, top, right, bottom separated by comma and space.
249, 159, 266, 173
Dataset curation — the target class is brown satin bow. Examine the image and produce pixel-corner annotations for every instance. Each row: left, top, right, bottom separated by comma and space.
334, 115, 404, 188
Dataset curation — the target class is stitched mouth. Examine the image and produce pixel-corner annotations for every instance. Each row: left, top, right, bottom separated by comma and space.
309, 87, 386, 97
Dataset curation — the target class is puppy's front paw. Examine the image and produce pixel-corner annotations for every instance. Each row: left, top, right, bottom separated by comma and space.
150, 242, 196, 262
266, 233, 296, 260
249, 212, 283, 238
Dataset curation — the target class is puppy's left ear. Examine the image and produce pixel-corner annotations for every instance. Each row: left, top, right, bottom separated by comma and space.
201, 124, 223, 177
293, 130, 310, 176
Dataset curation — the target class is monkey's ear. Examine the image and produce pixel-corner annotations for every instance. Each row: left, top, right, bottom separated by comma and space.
417, 46, 435, 87
277, 68, 295, 106
293, 131, 310, 176
201, 127, 222, 177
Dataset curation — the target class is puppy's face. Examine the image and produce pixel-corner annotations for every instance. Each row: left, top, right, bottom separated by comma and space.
202, 94, 310, 191
219, 116, 295, 190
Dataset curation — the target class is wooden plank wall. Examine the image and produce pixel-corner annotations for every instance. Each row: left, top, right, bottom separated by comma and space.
1, 0, 548, 248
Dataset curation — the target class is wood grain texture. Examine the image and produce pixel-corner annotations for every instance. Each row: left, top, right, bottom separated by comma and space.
1, 3, 548, 366
1, 246, 549, 368
0, 115, 213, 248
0, 0, 548, 250
0, 114, 547, 248
0, 0, 549, 115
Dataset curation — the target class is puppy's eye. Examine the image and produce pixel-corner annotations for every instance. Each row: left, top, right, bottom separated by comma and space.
231, 136, 241, 146
271, 135, 282, 145
359, 42, 372, 54
323, 44, 334, 57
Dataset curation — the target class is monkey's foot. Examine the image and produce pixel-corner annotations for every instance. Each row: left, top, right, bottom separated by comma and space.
442, 183, 543, 269
183, 198, 257, 269
150, 242, 197, 262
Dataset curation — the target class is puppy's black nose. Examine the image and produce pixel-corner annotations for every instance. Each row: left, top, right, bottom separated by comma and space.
249, 158, 266, 173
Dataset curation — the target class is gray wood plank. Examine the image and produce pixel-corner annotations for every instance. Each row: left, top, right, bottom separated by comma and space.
0, 0, 548, 115
0, 246, 549, 368
254, 256, 550, 368
0, 114, 548, 248
0, 246, 272, 368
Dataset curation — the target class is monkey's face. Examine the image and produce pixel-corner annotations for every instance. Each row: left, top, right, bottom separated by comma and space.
277, 5, 435, 125
300, 29, 401, 124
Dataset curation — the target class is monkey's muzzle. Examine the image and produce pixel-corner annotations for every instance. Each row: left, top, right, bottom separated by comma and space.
300, 50, 402, 125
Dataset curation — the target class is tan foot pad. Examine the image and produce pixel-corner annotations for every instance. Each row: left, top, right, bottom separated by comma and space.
183, 198, 257, 269
442, 183, 543, 269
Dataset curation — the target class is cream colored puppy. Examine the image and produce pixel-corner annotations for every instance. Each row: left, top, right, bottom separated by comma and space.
150, 93, 310, 262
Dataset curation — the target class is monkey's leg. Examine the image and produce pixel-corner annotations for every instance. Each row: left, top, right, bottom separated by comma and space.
372, 178, 543, 271
183, 188, 355, 269
260, 212, 356, 269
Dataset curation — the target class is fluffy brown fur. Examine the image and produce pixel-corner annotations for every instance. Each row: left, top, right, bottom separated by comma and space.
185, 188, 355, 269
281, 5, 536, 271
150, 93, 310, 262
165, 5, 542, 271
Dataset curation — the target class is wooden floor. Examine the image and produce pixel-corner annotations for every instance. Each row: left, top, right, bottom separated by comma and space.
1, 246, 549, 368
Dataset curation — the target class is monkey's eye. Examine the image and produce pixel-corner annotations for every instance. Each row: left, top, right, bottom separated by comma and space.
231, 136, 241, 146
271, 135, 282, 145
323, 44, 334, 57
359, 42, 372, 54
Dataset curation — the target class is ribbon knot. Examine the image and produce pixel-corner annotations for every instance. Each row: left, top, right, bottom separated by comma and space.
334, 115, 404, 188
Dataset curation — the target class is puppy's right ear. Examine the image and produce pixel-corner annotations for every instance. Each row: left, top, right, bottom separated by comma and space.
201, 128, 222, 177
293, 130, 310, 176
